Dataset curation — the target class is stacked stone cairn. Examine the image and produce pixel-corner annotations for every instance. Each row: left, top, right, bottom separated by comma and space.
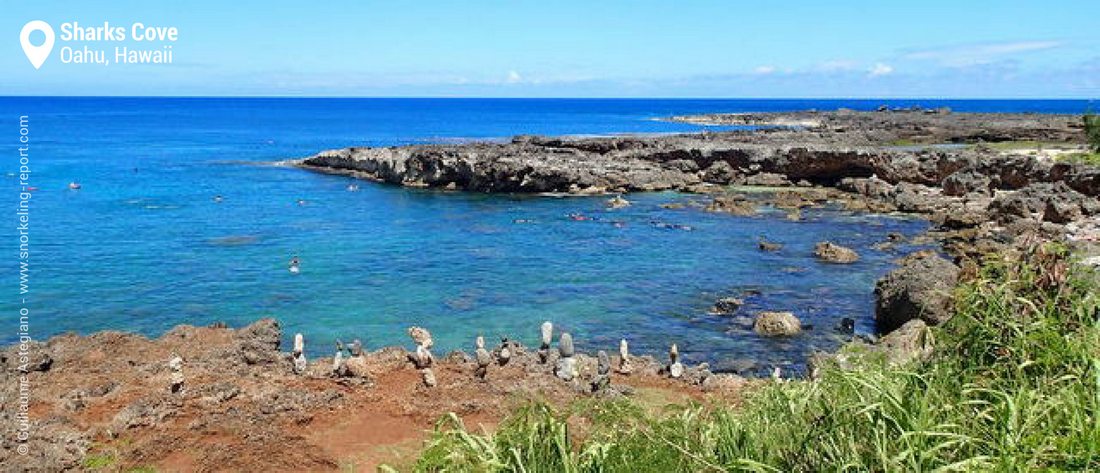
168, 355, 184, 394
538, 321, 553, 364
554, 332, 577, 381
668, 344, 684, 378
332, 340, 348, 376
292, 333, 307, 375
474, 336, 491, 380
616, 339, 633, 374
497, 337, 511, 366
408, 326, 436, 387
591, 350, 611, 393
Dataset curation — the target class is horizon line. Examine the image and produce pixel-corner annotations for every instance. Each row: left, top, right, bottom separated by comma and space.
1, 95, 1097, 101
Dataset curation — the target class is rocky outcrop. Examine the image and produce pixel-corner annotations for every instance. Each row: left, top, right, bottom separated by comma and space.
235, 318, 282, 365
874, 253, 960, 333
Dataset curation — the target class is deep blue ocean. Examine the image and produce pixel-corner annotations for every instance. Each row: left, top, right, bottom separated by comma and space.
3, 98, 1092, 374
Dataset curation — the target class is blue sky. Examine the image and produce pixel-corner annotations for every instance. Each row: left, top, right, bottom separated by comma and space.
3, 0, 1097, 97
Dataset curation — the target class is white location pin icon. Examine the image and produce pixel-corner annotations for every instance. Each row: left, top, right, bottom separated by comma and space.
20, 20, 55, 70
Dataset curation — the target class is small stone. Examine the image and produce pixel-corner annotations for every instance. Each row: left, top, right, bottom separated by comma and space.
291, 333, 307, 374
540, 321, 553, 348
168, 356, 184, 394
597, 350, 611, 375
559, 332, 574, 357
293, 333, 304, 355
412, 345, 434, 369
474, 337, 491, 380
591, 351, 611, 393
555, 357, 577, 381
408, 326, 433, 349
669, 362, 684, 378
617, 339, 633, 374
420, 368, 437, 388
668, 344, 683, 378
498, 338, 511, 366
349, 339, 363, 357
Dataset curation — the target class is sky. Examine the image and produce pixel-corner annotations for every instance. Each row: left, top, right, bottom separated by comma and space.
2, 0, 1097, 98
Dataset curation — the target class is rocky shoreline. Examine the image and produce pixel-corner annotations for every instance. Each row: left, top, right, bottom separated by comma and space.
6, 109, 1099, 470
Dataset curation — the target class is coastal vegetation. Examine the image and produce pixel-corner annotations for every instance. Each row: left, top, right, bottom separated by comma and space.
1086, 112, 1100, 152
408, 244, 1099, 472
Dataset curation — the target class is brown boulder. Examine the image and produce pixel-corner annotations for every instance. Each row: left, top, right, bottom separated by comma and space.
753, 311, 802, 336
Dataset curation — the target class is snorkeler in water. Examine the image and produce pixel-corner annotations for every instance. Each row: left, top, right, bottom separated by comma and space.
288, 256, 301, 273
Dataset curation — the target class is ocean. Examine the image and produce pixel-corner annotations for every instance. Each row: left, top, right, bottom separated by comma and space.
3, 97, 1092, 373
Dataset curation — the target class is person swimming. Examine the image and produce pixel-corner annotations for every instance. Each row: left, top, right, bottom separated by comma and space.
346, 184, 359, 192
296, 199, 307, 206
68, 182, 81, 190
288, 256, 301, 274
213, 195, 224, 203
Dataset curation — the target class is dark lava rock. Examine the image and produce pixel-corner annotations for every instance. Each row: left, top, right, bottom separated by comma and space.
236, 318, 282, 365
874, 253, 960, 333
989, 182, 1099, 224
941, 169, 991, 196
709, 297, 744, 315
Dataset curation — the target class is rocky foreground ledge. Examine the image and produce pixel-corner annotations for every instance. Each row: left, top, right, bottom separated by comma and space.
1, 319, 749, 470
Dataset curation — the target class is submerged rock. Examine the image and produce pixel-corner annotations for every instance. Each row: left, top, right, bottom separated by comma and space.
758, 237, 783, 252
606, 195, 631, 209
705, 195, 756, 216
709, 297, 744, 315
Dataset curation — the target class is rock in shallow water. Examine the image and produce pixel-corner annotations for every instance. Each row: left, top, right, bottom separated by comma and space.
753, 311, 802, 337
814, 241, 860, 264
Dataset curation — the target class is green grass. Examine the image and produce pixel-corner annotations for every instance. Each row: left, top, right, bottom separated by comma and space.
82, 453, 116, 469
1059, 152, 1100, 166
973, 140, 1072, 151
406, 245, 1099, 472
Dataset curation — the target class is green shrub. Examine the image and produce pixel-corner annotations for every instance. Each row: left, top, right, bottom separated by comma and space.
409, 245, 1099, 472
1086, 112, 1100, 153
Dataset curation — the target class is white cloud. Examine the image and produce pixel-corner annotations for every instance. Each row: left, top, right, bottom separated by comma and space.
902, 41, 1062, 67
816, 59, 859, 72
753, 65, 776, 75
869, 63, 894, 77
506, 70, 523, 84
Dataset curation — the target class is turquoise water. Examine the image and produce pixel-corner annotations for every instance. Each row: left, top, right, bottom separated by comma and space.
4, 98, 1088, 374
